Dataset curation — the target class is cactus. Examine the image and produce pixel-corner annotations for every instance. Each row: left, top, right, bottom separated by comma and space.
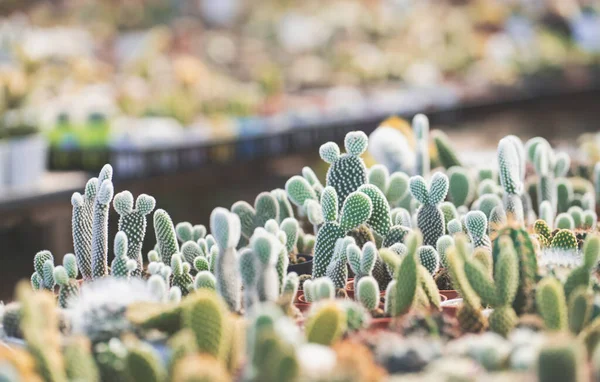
64, 337, 100, 382
409, 172, 449, 246
2, 302, 22, 338
448, 166, 473, 207
551, 229, 578, 251
183, 290, 229, 361
285, 175, 318, 210
33, 250, 55, 291
194, 271, 216, 291
537, 338, 584, 382
417, 246, 440, 275
568, 206, 584, 229
478, 178, 499, 196
356, 276, 379, 311
280, 217, 299, 260
435, 235, 454, 268
498, 137, 525, 224
239, 248, 258, 311
125, 343, 166, 382
465, 237, 519, 337
537, 277, 568, 331
231, 192, 279, 245
91, 178, 114, 279
440, 202, 459, 231
111, 232, 137, 279
465, 210, 491, 250
271, 188, 294, 222
320, 131, 369, 208
568, 287, 593, 335
533, 142, 558, 214
413, 114, 430, 177
346, 241, 378, 289
251, 228, 280, 303
447, 218, 463, 236
53, 266, 79, 308
114, 191, 155, 277
326, 237, 354, 289
182, 242, 203, 269
492, 226, 538, 314
557, 179, 573, 214
563, 235, 600, 300
171, 253, 193, 296
432, 129, 462, 169
555, 213, 575, 230
388, 232, 421, 316
474, 194, 502, 220
489, 205, 507, 238
175, 222, 206, 243
305, 302, 347, 346
367, 165, 410, 206
154, 209, 179, 266
211, 208, 242, 312
357, 184, 392, 237
534, 219, 553, 247
313, 187, 372, 278
172, 354, 231, 382
71, 177, 99, 281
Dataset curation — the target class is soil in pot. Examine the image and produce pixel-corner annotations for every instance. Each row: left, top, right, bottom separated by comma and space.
287, 254, 313, 275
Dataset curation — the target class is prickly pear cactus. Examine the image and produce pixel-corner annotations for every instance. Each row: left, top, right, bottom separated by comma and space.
409, 172, 449, 246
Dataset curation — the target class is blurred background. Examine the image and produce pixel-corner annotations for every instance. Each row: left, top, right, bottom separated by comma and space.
1, 0, 600, 298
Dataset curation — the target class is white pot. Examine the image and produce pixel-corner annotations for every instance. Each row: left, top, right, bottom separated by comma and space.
7, 134, 47, 188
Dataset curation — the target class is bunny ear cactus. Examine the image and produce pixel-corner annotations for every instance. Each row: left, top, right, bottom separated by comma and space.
410, 172, 449, 246
563, 235, 600, 301
498, 137, 525, 225
33, 250, 55, 291
432, 129, 462, 169
154, 209, 179, 266
313, 187, 372, 278
320, 131, 369, 207
326, 237, 354, 289
440, 202, 459, 231
557, 179, 573, 214
111, 231, 138, 279
448, 166, 473, 207
53, 266, 79, 308
356, 276, 379, 311
537, 337, 585, 382
534, 219, 553, 248
251, 228, 281, 303
417, 246, 439, 275
465, 210, 491, 251
551, 229, 578, 252
436, 235, 454, 268
388, 232, 420, 317
489, 205, 507, 238
568, 206, 584, 229
171, 253, 193, 296
231, 192, 280, 247
125, 343, 167, 382
91, 178, 114, 279
211, 207, 242, 312
302, 165, 324, 198
357, 184, 392, 237
413, 114, 430, 177
474, 194, 502, 220
568, 287, 593, 335
271, 188, 294, 222
194, 271, 216, 291
492, 226, 538, 315
175, 221, 194, 243
285, 175, 318, 210
305, 302, 347, 346
536, 277, 568, 331
465, 237, 519, 337
71, 177, 98, 281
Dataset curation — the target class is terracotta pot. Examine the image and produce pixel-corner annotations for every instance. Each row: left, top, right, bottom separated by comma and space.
344, 278, 355, 299
369, 318, 392, 330
441, 298, 463, 318
439, 290, 458, 300
294, 293, 311, 312
287, 254, 313, 276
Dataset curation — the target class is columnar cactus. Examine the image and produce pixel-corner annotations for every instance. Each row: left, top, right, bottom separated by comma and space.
388, 232, 420, 316
153, 209, 179, 266
432, 129, 462, 169
71, 177, 98, 281
111, 232, 137, 279
210, 207, 242, 312
313, 187, 372, 278
326, 237, 354, 289
465, 210, 491, 250
171, 253, 193, 296
91, 178, 114, 279
305, 302, 347, 346
32, 250, 55, 291
488, 205, 507, 238
536, 277, 568, 331
231, 192, 280, 246
114, 192, 156, 277
409, 172, 449, 246
413, 114, 430, 177
498, 137, 525, 224
583, 210, 597, 230
320, 131, 369, 207
448, 166, 473, 207
465, 237, 519, 337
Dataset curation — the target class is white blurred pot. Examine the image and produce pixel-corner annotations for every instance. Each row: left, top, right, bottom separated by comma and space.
7, 134, 47, 188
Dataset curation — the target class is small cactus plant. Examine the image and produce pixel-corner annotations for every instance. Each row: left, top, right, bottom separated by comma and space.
111, 232, 138, 279
154, 209, 180, 266
231, 192, 280, 246
498, 137, 525, 224
409, 172, 449, 246
465, 210, 491, 250
447, 166, 473, 207
305, 302, 347, 346
211, 207, 242, 312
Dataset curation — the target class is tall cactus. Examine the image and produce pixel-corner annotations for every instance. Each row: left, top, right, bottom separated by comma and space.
320, 131, 369, 208
153, 209, 179, 266
409, 172, 449, 246
251, 228, 281, 303
313, 187, 372, 278
498, 137, 525, 225
211, 207, 242, 312
114, 191, 155, 277
71, 177, 98, 281
91, 178, 114, 279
